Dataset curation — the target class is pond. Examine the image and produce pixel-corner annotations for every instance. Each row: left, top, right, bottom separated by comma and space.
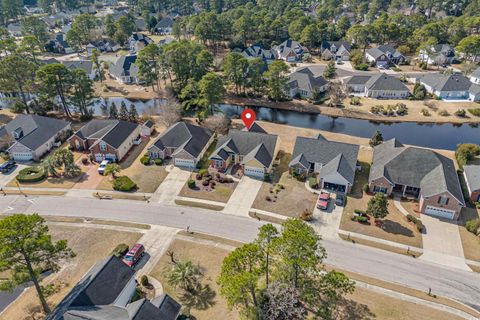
217, 104, 480, 151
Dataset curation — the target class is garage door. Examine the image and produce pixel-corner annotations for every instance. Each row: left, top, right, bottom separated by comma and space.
11, 152, 33, 161
94, 153, 117, 162
244, 166, 265, 178
425, 206, 455, 219
174, 158, 195, 169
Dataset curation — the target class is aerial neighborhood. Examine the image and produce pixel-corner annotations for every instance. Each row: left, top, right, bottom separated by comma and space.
2, 0, 480, 319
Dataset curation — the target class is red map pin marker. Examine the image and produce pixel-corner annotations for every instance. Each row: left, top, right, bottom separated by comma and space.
241, 108, 256, 129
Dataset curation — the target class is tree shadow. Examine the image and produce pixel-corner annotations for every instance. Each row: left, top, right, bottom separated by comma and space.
378, 219, 414, 237
337, 298, 376, 320
179, 284, 216, 311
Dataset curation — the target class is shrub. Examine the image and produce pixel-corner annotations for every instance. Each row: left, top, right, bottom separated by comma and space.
300, 209, 313, 221
196, 173, 202, 180
454, 109, 467, 117
456, 143, 480, 167
140, 275, 149, 287
421, 108, 431, 116
395, 103, 408, 116
154, 158, 163, 165
198, 169, 208, 177
363, 184, 369, 193
407, 214, 425, 232
308, 177, 318, 189
370, 105, 384, 114
354, 209, 366, 216
350, 96, 361, 105
112, 176, 137, 191
202, 179, 209, 186
423, 100, 438, 111
354, 63, 369, 71
140, 155, 151, 165
111, 243, 129, 257
16, 167, 46, 183
187, 179, 196, 189
438, 109, 449, 117
468, 108, 480, 117
465, 219, 480, 235
264, 173, 271, 182
80, 113, 93, 122
266, 196, 272, 201
356, 216, 368, 223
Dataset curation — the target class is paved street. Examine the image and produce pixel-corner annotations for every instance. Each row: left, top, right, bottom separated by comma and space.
222, 176, 263, 216
1, 195, 480, 311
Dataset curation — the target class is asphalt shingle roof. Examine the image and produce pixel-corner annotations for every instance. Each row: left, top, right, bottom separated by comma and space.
4, 115, 70, 151
369, 139, 464, 204
289, 136, 359, 184
420, 73, 472, 92
101, 121, 140, 149
287, 67, 328, 92
365, 73, 410, 91
464, 165, 480, 192
110, 55, 138, 78
61, 60, 93, 75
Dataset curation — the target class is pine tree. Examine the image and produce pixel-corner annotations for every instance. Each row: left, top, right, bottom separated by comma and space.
129, 104, 139, 122
109, 102, 118, 119
369, 130, 384, 147
119, 101, 129, 121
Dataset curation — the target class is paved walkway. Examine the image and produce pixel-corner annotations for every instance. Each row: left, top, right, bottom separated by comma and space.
222, 176, 263, 216
338, 229, 424, 253
150, 167, 191, 204
393, 196, 410, 216
420, 214, 471, 271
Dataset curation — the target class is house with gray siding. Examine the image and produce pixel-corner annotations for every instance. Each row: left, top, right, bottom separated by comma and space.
419, 72, 480, 101
344, 74, 410, 99
286, 67, 328, 99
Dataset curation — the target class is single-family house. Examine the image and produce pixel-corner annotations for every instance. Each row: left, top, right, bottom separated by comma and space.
154, 16, 174, 34
45, 32, 74, 54
147, 122, 213, 169
134, 17, 147, 31
7, 23, 22, 37
286, 67, 328, 99
369, 139, 465, 220
109, 55, 140, 84
0, 115, 71, 161
241, 45, 276, 63
463, 165, 480, 202
289, 135, 359, 193
320, 41, 352, 61
128, 33, 153, 53
273, 39, 308, 62
344, 74, 410, 99
243, 121, 267, 134
366, 45, 406, 67
419, 72, 480, 101
68, 119, 141, 162
469, 67, 480, 85
419, 44, 455, 65
62, 60, 98, 80
209, 130, 279, 178
47, 256, 182, 320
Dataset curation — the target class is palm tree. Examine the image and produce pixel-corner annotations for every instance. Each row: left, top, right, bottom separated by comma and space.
104, 163, 121, 179
166, 260, 202, 293
42, 156, 58, 177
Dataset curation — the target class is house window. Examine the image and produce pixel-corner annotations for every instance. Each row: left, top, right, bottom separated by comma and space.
438, 196, 449, 205
99, 142, 107, 151
373, 186, 387, 194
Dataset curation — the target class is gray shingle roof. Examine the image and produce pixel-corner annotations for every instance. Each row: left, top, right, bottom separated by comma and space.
74, 119, 139, 150
110, 55, 138, 78
289, 136, 359, 184
211, 130, 278, 168
471, 67, 480, 79
420, 73, 472, 92
365, 73, 410, 91
464, 165, 480, 193
367, 45, 403, 60
101, 121, 140, 149
4, 115, 70, 151
344, 75, 371, 85
287, 67, 328, 92
72, 119, 118, 140
61, 60, 93, 75
245, 122, 267, 133
149, 122, 212, 158
369, 139, 464, 204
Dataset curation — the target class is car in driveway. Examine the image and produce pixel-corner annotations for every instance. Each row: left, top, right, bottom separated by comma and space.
97, 160, 110, 175
0, 160, 16, 174
316, 192, 330, 210
335, 194, 345, 206
122, 243, 145, 267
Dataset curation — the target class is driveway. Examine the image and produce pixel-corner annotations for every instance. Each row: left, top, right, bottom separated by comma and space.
312, 199, 343, 240
223, 176, 263, 216
0, 164, 26, 188
151, 166, 191, 204
72, 164, 102, 189
420, 214, 471, 271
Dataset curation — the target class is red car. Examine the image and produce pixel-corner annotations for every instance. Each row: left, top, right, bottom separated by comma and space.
122, 243, 145, 267
316, 193, 330, 210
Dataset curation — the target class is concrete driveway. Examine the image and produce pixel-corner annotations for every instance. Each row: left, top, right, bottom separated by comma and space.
73, 164, 102, 189
0, 164, 26, 188
312, 199, 343, 240
420, 214, 471, 271
151, 166, 191, 204
223, 176, 263, 216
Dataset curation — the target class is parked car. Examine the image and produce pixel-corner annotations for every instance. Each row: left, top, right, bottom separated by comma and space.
97, 160, 110, 175
0, 160, 16, 173
316, 192, 330, 210
336, 59, 344, 65
122, 243, 145, 267
335, 194, 345, 206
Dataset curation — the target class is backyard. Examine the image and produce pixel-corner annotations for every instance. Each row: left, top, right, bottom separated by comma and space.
340, 163, 423, 249
178, 172, 238, 203
252, 151, 317, 217
1, 224, 142, 320
150, 238, 239, 320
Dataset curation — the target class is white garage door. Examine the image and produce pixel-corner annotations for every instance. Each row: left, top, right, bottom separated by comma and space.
425, 206, 455, 220
11, 152, 33, 161
174, 158, 195, 168
94, 153, 117, 162
244, 166, 265, 178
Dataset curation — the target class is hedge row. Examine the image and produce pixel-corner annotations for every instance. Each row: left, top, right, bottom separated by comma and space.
16, 167, 46, 183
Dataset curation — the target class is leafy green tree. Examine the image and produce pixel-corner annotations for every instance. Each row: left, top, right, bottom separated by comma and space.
90, 49, 103, 83
109, 102, 119, 119
36, 63, 73, 118
0, 214, 75, 314
136, 43, 161, 90
223, 52, 249, 94
104, 163, 121, 178
129, 104, 139, 122
259, 281, 306, 320
367, 192, 389, 219
21, 16, 49, 44
119, 101, 129, 121
456, 35, 480, 62
256, 224, 278, 288
456, 143, 480, 167
264, 60, 289, 101
1, 0, 23, 21
70, 69, 96, 118
247, 58, 265, 96
114, 15, 136, 45
67, 14, 98, 50
346, 24, 371, 55
104, 14, 116, 38
369, 130, 384, 147
323, 60, 336, 79
413, 83, 427, 100
198, 72, 225, 118
167, 259, 203, 293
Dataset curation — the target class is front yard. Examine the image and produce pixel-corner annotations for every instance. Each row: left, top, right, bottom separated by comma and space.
1, 224, 142, 320
458, 207, 480, 262
252, 151, 317, 217
340, 163, 423, 249
150, 238, 239, 320
7, 166, 88, 189
178, 172, 238, 203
